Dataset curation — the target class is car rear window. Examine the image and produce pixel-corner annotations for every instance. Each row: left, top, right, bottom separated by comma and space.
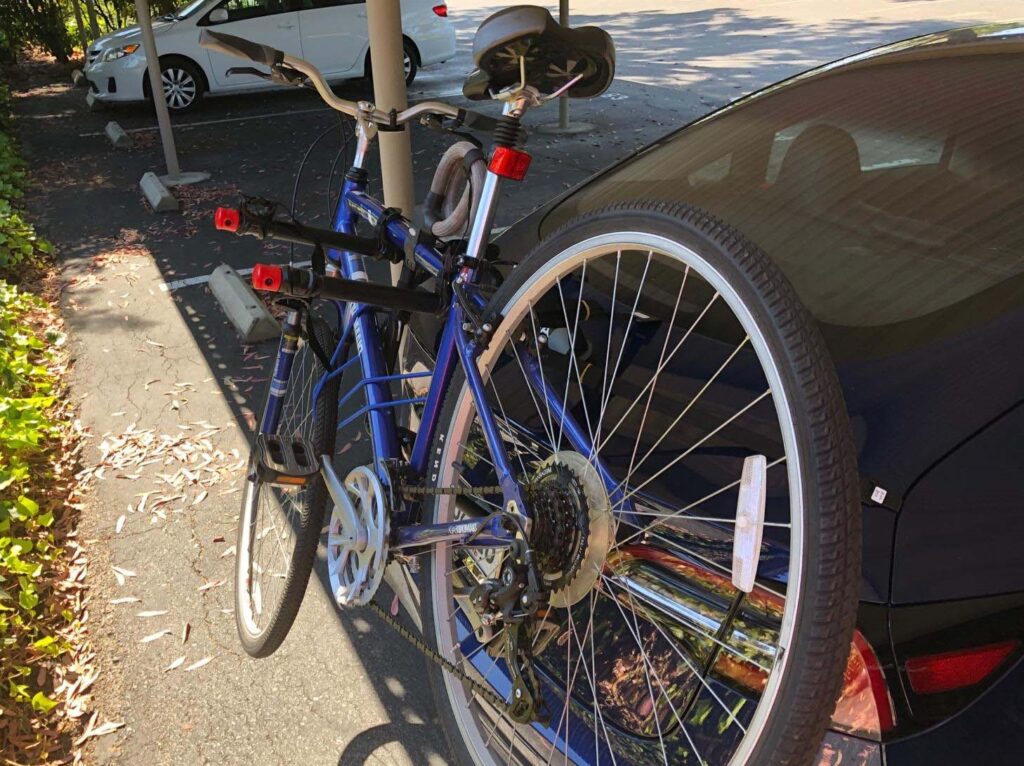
544, 47, 1024, 345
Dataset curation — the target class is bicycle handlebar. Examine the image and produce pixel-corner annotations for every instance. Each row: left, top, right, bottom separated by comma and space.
251, 264, 441, 314
199, 29, 461, 125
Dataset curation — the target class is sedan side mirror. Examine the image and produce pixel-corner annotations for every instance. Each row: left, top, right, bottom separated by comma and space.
208, 8, 229, 23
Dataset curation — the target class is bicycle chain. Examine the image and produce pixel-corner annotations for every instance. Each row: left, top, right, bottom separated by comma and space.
366, 480, 531, 719
367, 600, 513, 714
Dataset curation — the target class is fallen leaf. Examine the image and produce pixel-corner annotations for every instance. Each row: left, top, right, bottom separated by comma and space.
192, 489, 208, 506
181, 622, 191, 644
115, 514, 126, 534
220, 545, 235, 558
140, 630, 172, 643
145, 339, 165, 348
75, 719, 125, 745
164, 656, 186, 672
109, 596, 141, 604
197, 579, 225, 593
112, 566, 136, 585
184, 656, 213, 672
136, 610, 169, 618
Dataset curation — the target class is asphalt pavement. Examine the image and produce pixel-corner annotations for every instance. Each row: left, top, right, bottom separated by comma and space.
12, 1, 1020, 763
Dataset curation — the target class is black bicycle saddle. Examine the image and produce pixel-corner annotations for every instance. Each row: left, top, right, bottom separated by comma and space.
462, 5, 615, 101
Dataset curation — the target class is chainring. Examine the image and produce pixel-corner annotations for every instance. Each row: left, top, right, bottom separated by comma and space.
326, 466, 390, 607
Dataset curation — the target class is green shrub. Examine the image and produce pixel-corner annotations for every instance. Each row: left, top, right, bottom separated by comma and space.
0, 96, 50, 274
0, 65, 67, 741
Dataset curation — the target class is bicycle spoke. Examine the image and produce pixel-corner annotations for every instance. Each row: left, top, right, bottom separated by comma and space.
600, 574, 707, 766
528, 303, 560, 451
615, 388, 772, 506
613, 456, 788, 551
596, 290, 719, 455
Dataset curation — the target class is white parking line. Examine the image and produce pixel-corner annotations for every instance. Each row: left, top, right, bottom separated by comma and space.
159, 260, 310, 293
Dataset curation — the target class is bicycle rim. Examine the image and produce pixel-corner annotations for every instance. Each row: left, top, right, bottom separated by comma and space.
236, 322, 334, 643
429, 232, 809, 765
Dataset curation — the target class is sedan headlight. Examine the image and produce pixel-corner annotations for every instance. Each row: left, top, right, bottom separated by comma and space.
102, 44, 140, 61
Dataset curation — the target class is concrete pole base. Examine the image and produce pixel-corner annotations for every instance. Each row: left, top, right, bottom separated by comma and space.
535, 122, 597, 136
160, 171, 211, 188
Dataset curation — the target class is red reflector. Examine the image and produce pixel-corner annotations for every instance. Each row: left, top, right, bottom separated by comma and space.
215, 207, 240, 232
906, 640, 1019, 695
831, 630, 896, 737
432, 3, 448, 16
252, 264, 283, 293
489, 146, 532, 181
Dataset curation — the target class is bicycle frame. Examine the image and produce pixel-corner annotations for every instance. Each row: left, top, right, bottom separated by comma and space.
261, 109, 620, 555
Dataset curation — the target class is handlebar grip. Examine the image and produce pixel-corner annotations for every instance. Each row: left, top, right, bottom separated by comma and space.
199, 29, 284, 68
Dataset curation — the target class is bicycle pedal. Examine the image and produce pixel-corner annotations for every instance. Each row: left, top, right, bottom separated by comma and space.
254, 433, 320, 486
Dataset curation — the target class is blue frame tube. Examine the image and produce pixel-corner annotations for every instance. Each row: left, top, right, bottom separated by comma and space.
260, 311, 301, 435
408, 306, 461, 475
394, 518, 513, 550
330, 176, 402, 463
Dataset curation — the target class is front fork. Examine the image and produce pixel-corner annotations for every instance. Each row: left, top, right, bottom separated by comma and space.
260, 309, 302, 435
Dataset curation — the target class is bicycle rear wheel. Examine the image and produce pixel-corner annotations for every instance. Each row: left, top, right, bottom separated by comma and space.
421, 201, 861, 765
235, 314, 340, 657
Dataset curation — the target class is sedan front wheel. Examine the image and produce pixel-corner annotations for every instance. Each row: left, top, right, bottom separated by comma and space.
155, 60, 203, 113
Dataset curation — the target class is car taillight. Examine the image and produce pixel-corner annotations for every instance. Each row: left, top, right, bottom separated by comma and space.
906, 640, 1019, 695
432, 4, 448, 17
831, 631, 896, 738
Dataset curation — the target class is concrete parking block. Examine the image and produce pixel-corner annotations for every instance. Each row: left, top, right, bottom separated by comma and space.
139, 171, 178, 212
209, 264, 280, 344
105, 121, 132, 148
71, 68, 87, 87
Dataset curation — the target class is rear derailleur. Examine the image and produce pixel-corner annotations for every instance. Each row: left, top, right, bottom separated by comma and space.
467, 519, 551, 724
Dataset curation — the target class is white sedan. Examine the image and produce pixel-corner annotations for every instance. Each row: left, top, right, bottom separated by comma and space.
83, 0, 456, 112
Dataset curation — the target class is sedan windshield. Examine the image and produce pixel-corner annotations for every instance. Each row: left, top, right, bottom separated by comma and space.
169, 0, 208, 19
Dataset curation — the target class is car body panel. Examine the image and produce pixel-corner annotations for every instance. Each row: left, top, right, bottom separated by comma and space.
81, 0, 456, 104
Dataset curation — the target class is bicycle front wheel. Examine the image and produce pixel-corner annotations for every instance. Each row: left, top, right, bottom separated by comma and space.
421, 201, 861, 765
235, 315, 340, 657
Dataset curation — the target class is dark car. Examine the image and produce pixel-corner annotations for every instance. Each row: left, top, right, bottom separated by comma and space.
407, 22, 1024, 765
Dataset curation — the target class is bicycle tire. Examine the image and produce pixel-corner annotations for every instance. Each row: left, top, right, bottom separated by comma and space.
235, 315, 340, 658
420, 200, 861, 765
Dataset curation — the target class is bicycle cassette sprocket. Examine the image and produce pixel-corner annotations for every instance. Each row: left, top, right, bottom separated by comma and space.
326, 466, 390, 607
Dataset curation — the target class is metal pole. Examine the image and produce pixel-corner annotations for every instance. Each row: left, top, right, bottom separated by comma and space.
71, 0, 90, 57
366, 0, 414, 285
558, 0, 569, 129
134, 0, 181, 178
84, 0, 101, 39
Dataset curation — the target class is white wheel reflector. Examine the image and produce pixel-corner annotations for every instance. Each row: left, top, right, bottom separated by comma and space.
732, 454, 767, 593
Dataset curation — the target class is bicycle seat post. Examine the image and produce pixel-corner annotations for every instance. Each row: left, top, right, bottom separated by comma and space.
461, 94, 532, 274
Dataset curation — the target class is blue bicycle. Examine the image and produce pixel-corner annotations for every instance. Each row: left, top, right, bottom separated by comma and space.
203, 7, 861, 765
